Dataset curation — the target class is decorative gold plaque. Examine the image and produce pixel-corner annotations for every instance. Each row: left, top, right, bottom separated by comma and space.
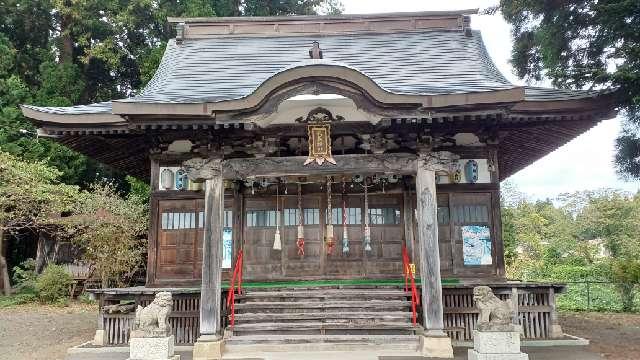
304, 123, 336, 165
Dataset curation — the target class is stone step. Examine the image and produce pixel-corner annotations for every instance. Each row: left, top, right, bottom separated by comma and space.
235, 300, 411, 310
239, 289, 410, 297
231, 321, 418, 336
225, 333, 420, 346
236, 290, 411, 303
234, 311, 412, 324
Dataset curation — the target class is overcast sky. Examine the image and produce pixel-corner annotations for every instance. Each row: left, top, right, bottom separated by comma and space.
340, 0, 640, 200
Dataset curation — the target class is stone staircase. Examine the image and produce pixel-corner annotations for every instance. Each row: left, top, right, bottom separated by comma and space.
224, 286, 420, 352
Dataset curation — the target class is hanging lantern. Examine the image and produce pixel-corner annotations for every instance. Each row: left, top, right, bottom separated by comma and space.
175, 169, 188, 190
464, 160, 479, 183
325, 177, 336, 255
188, 180, 203, 191
296, 183, 305, 257
160, 168, 175, 190
363, 176, 372, 252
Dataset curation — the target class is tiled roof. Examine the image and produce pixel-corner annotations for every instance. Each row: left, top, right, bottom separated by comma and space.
23, 29, 607, 115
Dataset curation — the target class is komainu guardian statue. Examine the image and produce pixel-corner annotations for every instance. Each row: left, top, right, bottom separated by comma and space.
132, 292, 173, 338
473, 286, 515, 331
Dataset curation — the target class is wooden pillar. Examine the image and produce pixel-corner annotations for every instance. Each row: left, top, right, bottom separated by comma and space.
200, 171, 224, 337
402, 187, 416, 261
415, 152, 453, 358
549, 286, 564, 338
416, 164, 445, 334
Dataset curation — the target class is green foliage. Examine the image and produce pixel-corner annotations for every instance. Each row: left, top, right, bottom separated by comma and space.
498, 0, 640, 180
78, 292, 97, 305
35, 264, 73, 304
0, 151, 78, 231
11, 259, 38, 294
0, 292, 38, 307
502, 185, 640, 312
58, 183, 149, 287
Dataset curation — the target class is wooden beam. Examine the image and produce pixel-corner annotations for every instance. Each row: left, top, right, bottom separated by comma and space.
184, 153, 418, 181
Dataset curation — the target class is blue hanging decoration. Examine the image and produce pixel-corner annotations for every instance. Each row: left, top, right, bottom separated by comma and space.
464, 160, 479, 183
175, 169, 188, 190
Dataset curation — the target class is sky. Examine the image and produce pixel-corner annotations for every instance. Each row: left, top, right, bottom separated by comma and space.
340, 0, 640, 200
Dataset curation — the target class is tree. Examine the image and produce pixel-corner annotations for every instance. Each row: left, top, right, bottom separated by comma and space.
0, 151, 78, 295
57, 183, 149, 287
496, 0, 640, 180
575, 191, 640, 311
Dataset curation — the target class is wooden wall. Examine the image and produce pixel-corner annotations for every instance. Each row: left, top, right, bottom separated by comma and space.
146, 182, 504, 286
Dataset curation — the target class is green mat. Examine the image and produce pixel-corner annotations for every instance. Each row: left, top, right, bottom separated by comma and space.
221, 278, 459, 289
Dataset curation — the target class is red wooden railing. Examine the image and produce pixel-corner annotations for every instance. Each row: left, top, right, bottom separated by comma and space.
225, 249, 244, 328
402, 245, 420, 325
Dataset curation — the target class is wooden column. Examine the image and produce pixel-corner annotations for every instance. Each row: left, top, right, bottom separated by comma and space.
402, 188, 416, 260
200, 170, 224, 337
415, 157, 445, 335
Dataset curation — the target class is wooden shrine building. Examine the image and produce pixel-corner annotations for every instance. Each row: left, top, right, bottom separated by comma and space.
22, 9, 616, 359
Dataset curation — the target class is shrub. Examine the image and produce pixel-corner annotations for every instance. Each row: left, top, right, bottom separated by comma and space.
0, 293, 38, 308
36, 265, 72, 304
78, 292, 96, 305
11, 259, 38, 295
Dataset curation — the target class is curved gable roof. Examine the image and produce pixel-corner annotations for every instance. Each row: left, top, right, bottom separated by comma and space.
121, 29, 515, 105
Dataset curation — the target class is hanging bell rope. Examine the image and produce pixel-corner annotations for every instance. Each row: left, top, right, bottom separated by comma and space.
325, 176, 335, 255
342, 179, 350, 255
363, 175, 372, 252
273, 179, 281, 250
296, 183, 305, 257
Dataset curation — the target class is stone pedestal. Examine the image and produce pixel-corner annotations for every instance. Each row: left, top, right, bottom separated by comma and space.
419, 333, 454, 358
192, 335, 224, 360
468, 330, 528, 360
128, 335, 180, 360
92, 329, 107, 346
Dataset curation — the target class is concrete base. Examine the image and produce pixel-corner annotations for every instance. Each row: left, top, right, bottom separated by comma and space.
419, 333, 454, 358
468, 349, 529, 360
193, 335, 224, 360
469, 330, 528, 360
93, 329, 107, 346
550, 324, 564, 339
473, 330, 521, 353
129, 335, 177, 360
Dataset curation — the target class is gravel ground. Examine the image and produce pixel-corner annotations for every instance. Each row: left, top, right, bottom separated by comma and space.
0, 306, 638, 360
0, 303, 96, 360
560, 312, 640, 360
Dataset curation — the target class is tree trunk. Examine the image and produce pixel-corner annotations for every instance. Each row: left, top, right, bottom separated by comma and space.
35, 231, 57, 273
0, 227, 12, 295
60, 10, 73, 64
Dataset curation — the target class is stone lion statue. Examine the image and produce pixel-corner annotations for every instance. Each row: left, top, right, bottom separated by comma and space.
132, 292, 173, 338
473, 286, 515, 331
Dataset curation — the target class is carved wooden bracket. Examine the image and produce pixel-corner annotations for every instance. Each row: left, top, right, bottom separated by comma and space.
295, 107, 344, 123
418, 151, 460, 172
182, 157, 222, 181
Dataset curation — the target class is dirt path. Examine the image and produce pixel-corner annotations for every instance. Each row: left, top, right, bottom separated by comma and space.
0, 303, 96, 360
560, 312, 640, 360
0, 306, 638, 360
